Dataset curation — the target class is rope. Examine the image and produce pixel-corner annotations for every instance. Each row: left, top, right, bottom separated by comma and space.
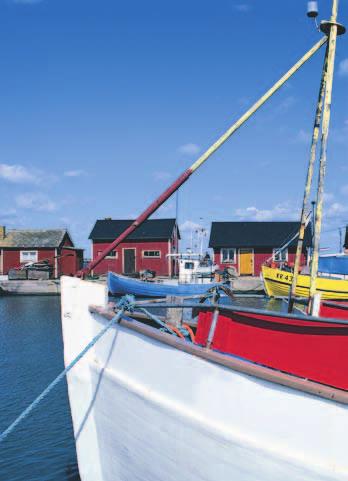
0, 308, 125, 444
137, 306, 179, 336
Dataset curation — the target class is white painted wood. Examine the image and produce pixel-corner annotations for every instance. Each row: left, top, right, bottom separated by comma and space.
61, 277, 348, 481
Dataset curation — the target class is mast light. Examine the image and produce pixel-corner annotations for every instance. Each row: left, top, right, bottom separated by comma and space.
307, 1, 318, 18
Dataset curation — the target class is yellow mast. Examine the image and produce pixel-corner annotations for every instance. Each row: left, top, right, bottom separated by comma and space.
309, 0, 345, 314
288, 45, 329, 313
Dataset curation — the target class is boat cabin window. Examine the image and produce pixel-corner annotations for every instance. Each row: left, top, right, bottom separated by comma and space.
184, 262, 194, 270
273, 248, 288, 262
106, 250, 118, 259
20, 250, 38, 263
143, 250, 161, 258
221, 248, 236, 264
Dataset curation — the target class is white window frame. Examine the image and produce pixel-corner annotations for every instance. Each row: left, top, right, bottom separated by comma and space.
220, 248, 236, 264
20, 250, 38, 263
272, 248, 288, 262
142, 250, 161, 259
106, 250, 118, 259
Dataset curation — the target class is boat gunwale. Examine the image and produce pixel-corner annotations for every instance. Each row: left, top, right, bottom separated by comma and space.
89, 304, 348, 405
142, 301, 348, 326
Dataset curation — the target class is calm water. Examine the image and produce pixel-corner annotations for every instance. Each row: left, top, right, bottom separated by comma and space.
0, 296, 79, 481
0, 294, 283, 481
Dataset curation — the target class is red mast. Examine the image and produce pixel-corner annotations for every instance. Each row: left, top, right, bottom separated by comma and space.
77, 37, 327, 277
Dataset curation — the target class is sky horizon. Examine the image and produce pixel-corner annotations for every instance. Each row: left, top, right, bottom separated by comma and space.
0, 0, 347, 257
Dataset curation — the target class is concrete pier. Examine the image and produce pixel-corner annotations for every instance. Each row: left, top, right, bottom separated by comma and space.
0, 280, 61, 296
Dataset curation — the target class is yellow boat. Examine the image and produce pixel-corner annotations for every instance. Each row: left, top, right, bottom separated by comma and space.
262, 265, 348, 300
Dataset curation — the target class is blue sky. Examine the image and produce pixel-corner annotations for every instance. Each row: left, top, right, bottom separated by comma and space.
0, 0, 347, 256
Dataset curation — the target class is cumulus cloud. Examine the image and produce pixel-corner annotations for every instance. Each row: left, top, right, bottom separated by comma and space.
15, 193, 57, 212
178, 143, 200, 156
235, 203, 299, 221
0, 164, 39, 184
180, 220, 203, 232
338, 58, 348, 76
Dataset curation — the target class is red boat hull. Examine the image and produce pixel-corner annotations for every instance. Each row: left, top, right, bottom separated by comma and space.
196, 308, 348, 390
319, 301, 348, 320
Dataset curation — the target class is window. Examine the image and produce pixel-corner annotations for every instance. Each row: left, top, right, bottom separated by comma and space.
273, 248, 288, 262
143, 250, 160, 258
221, 248, 236, 264
184, 262, 194, 270
106, 250, 118, 259
20, 250, 38, 263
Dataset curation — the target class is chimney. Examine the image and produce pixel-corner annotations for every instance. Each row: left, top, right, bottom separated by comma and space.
0, 226, 6, 240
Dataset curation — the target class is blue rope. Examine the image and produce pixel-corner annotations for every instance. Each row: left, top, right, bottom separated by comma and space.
0, 309, 124, 444
137, 307, 179, 336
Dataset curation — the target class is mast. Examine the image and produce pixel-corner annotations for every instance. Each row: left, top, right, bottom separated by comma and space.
78, 38, 327, 277
308, 0, 345, 314
287, 44, 329, 312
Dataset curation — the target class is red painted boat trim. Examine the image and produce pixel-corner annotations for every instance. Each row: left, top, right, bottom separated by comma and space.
320, 301, 348, 320
195, 309, 348, 391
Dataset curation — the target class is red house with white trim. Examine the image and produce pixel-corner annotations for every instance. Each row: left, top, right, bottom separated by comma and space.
89, 218, 180, 276
0, 226, 84, 277
209, 221, 312, 276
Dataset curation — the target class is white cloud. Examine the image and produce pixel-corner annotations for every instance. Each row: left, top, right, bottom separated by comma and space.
178, 143, 200, 156
233, 4, 251, 13
15, 193, 57, 212
180, 220, 203, 232
338, 58, 348, 76
235, 203, 299, 221
0, 164, 39, 184
152, 171, 171, 181
64, 169, 86, 177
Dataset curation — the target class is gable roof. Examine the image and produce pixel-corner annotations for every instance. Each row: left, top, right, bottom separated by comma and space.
89, 218, 180, 241
209, 221, 312, 248
0, 229, 70, 248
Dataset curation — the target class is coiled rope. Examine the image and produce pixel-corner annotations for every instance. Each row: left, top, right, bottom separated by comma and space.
0, 308, 125, 444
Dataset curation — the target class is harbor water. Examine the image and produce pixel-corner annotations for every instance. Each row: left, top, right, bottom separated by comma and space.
0, 294, 283, 481
0, 296, 79, 481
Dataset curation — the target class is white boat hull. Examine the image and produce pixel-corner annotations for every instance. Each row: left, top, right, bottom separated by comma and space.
61, 276, 348, 481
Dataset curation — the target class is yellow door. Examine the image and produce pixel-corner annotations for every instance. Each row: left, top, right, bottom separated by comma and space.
239, 249, 253, 275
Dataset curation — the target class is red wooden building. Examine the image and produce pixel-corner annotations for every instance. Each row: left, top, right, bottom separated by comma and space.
89, 218, 180, 276
209, 221, 312, 276
0, 226, 83, 278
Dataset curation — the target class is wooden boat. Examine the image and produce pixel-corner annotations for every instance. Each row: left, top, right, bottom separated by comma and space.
320, 300, 348, 319
107, 272, 221, 297
61, 276, 348, 481
262, 264, 348, 300
60, 2, 347, 479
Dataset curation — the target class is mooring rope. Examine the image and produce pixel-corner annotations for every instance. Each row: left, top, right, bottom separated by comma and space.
0, 308, 125, 444
137, 306, 179, 336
